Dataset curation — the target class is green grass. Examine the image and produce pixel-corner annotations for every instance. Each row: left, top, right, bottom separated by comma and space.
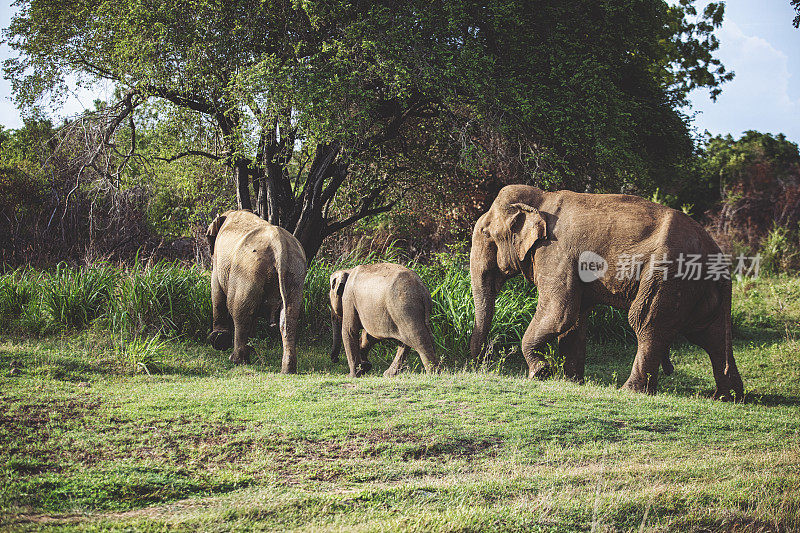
0, 264, 797, 531
0, 274, 798, 531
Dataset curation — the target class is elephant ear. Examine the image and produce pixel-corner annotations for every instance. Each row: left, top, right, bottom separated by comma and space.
335, 272, 349, 296
206, 214, 227, 256
508, 203, 547, 262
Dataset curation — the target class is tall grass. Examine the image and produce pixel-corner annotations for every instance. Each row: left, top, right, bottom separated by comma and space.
0, 267, 40, 330
0, 251, 634, 367
108, 261, 211, 338
38, 263, 118, 331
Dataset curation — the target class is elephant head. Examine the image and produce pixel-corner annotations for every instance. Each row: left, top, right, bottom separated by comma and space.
328, 269, 350, 363
469, 199, 548, 360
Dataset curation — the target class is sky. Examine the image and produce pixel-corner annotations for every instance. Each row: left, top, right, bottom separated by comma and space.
1, 1, 799, 143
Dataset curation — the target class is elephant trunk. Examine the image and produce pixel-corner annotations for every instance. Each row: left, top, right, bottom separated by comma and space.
470, 266, 499, 362
330, 310, 343, 363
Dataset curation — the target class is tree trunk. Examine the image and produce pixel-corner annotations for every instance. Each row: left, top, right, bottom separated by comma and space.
293, 207, 327, 262
234, 157, 252, 211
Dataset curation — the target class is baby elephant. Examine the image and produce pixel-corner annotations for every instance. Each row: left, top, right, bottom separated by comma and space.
206, 210, 307, 373
329, 263, 439, 377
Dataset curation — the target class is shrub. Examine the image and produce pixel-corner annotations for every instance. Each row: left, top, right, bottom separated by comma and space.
759, 225, 800, 275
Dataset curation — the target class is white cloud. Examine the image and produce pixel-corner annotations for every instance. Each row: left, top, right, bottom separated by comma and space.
690, 20, 800, 142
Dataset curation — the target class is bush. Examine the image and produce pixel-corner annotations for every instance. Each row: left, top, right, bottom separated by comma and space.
759, 226, 800, 275
0, 268, 40, 330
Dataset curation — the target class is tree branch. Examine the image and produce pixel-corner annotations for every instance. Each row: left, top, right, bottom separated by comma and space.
325, 189, 395, 235
153, 150, 225, 163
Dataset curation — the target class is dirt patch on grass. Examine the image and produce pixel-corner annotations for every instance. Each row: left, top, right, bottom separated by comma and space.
277, 431, 500, 461
116, 414, 250, 466
270, 431, 501, 482
0, 394, 103, 473
0, 395, 253, 478
4, 495, 227, 527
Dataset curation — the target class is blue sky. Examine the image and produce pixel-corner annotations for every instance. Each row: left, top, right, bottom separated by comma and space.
2, 1, 799, 143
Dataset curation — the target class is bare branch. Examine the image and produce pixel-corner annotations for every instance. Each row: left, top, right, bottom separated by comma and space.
153, 150, 226, 163
325, 189, 395, 235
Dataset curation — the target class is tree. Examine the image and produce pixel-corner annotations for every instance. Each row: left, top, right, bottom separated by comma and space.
700, 131, 800, 244
793, 0, 800, 28
4, 0, 732, 260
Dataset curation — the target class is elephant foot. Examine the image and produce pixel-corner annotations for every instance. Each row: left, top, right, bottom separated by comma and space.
208, 330, 232, 351
564, 373, 585, 384
621, 378, 656, 395
383, 366, 400, 377
713, 386, 744, 403
527, 360, 551, 380
230, 345, 254, 365
355, 360, 373, 377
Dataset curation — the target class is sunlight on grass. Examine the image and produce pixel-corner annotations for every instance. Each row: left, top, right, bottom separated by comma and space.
0, 274, 798, 530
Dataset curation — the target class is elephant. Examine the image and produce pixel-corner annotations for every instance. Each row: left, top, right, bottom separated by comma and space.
470, 185, 744, 400
206, 210, 307, 373
329, 263, 440, 377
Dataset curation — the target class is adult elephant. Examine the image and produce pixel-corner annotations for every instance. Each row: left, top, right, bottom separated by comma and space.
469, 185, 744, 400
206, 210, 307, 373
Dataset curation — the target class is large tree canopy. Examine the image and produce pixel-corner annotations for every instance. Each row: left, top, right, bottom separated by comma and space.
3, 0, 732, 259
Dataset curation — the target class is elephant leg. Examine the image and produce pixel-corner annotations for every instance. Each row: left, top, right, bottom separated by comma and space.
277, 268, 303, 375
208, 273, 233, 350
661, 352, 675, 376
227, 279, 263, 365
230, 308, 256, 365
559, 309, 589, 383
623, 280, 681, 394
279, 301, 301, 374
385, 344, 411, 377
357, 331, 376, 376
404, 325, 439, 374
521, 287, 580, 379
341, 308, 363, 378
622, 333, 672, 394
684, 319, 744, 401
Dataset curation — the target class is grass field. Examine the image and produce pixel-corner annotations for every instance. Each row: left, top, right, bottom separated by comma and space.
1, 275, 799, 531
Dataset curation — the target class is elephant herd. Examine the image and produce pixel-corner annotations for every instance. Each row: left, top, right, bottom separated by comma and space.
206, 185, 745, 401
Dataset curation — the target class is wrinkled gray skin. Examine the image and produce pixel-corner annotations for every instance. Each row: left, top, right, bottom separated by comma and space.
329, 263, 440, 377
207, 210, 307, 373
470, 185, 744, 400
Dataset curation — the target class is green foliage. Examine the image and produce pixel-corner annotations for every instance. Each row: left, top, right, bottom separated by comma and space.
701, 131, 800, 194
759, 226, 800, 275
694, 131, 800, 259
107, 261, 212, 338
3, 0, 734, 246
0, 268, 39, 329
37, 263, 118, 331
112, 332, 171, 374
0, 119, 56, 222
